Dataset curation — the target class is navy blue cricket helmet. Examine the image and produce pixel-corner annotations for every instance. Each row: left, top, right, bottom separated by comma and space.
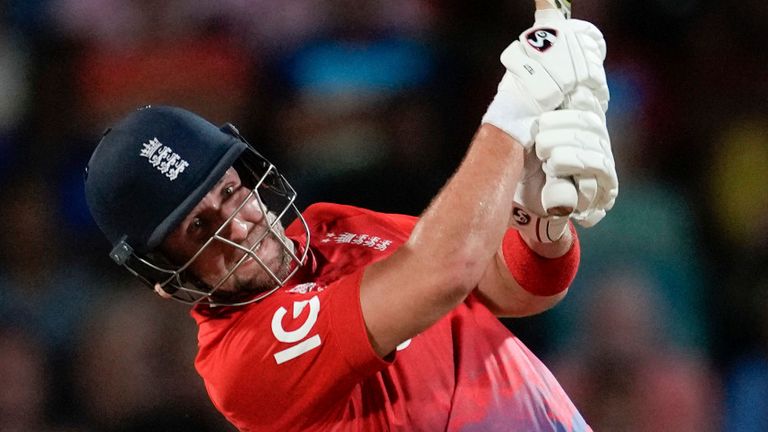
85, 106, 309, 306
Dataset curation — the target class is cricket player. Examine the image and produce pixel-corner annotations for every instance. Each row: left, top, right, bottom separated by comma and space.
84, 10, 616, 432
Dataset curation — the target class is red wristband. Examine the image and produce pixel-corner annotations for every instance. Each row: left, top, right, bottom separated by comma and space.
501, 223, 580, 296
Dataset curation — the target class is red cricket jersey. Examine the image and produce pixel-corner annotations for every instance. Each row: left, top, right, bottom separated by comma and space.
191, 203, 590, 431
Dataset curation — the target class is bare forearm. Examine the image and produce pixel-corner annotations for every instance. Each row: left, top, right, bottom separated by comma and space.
360, 124, 525, 356
408, 124, 524, 288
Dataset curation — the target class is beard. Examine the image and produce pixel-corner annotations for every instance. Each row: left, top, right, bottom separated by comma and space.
208, 231, 296, 304
236, 248, 293, 293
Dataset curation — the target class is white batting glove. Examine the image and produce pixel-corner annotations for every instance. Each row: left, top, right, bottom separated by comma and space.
509, 150, 570, 243
482, 11, 608, 149
518, 11, 610, 109
540, 86, 610, 222
535, 107, 618, 227
482, 65, 561, 150
527, 12, 611, 221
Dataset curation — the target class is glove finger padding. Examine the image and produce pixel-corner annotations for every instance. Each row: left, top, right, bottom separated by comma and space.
544, 147, 615, 186
573, 208, 607, 227
542, 147, 617, 211
535, 111, 613, 173
540, 173, 602, 217
570, 20, 608, 97
573, 175, 599, 214
536, 110, 607, 152
566, 86, 607, 121
560, 21, 609, 113
534, 108, 618, 218
570, 20, 607, 60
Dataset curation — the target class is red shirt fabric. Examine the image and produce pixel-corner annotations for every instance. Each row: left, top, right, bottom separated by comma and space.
191, 203, 590, 431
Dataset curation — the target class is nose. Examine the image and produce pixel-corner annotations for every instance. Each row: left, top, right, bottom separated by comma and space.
218, 192, 264, 243
225, 216, 250, 243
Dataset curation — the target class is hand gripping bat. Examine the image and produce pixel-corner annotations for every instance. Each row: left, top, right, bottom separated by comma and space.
534, 0, 578, 216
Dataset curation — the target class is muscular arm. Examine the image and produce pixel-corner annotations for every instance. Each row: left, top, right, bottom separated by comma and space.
360, 124, 523, 357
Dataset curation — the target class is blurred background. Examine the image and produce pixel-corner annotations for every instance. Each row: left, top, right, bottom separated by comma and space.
0, 0, 765, 430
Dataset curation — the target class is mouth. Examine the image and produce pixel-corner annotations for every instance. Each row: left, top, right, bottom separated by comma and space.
238, 233, 278, 269
211, 218, 291, 293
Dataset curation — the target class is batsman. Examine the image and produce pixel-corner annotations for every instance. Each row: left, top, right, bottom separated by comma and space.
84, 1, 617, 430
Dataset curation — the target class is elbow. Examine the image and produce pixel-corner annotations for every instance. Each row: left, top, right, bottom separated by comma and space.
434, 248, 490, 299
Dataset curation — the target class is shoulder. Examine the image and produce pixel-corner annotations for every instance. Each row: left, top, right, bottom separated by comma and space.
288, 202, 418, 238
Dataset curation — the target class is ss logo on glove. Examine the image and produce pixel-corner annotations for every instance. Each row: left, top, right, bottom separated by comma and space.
512, 207, 532, 225
526, 28, 558, 52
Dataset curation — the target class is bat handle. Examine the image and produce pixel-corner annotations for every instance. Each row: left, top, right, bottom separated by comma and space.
535, 0, 572, 17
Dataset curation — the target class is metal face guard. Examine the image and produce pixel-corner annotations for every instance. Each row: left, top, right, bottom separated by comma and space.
121, 151, 310, 307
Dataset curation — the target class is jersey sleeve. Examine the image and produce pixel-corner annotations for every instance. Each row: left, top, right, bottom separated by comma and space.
196, 268, 391, 431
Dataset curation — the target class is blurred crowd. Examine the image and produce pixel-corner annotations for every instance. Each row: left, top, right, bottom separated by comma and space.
0, 0, 766, 430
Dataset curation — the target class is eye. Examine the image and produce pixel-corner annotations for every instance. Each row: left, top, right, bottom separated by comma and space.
190, 217, 204, 232
223, 185, 235, 196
